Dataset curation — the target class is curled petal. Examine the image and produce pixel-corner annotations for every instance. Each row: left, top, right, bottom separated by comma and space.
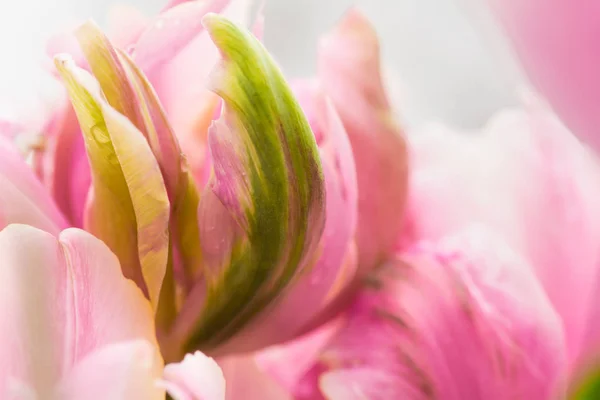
219, 80, 358, 349
55, 55, 170, 310
319, 9, 408, 272
173, 14, 326, 354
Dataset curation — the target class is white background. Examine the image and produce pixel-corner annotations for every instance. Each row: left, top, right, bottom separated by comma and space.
0, 0, 528, 130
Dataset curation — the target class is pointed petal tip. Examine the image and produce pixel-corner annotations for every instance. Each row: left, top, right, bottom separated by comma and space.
53, 53, 73, 66
322, 8, 377, 47
202, 12, 222, 30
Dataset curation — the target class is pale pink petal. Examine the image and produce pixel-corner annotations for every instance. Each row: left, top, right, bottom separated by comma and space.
133, 0, 229, 74
219, 355, 292, 400
320, 368, 417, 400
161, 351, 225, 400
405, 104, 600, 373
314, 228, 566, 399
319, 9, 408, 272
107, 4, 150, 48
141, 0, 253, 186
256, 321, 341, 399
56, 340, 163, 400
0, 224, 160, 395
489, 0, 600, 154
46, 30, 85, 69
0, 135, 68, 234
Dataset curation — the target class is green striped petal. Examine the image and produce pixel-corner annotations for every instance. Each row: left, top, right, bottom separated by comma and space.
178, 13, 326, 352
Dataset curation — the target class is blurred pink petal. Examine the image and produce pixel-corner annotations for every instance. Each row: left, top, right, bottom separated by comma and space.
162, 351, 225, 400
107, 4, 150, 47
219, 355, 291, 400
0, 224, 161, 396
256, 321, 342, 400
56, 340, 162, 400
0, 135, 67, 233
316, 228, 566, 399
489, 0, 600, 154
319, 9, 408, 273
405, 104, 600, 374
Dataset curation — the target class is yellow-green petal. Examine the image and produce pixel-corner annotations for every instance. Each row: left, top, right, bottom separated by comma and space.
55, 56, 170, 310
76, 21, 203, 286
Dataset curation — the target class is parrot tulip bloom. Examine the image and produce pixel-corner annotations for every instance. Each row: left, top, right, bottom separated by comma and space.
0, 224, 224, 399
48, 9, 336, 359
21, 0, 404, 358
260, 228, 566, 399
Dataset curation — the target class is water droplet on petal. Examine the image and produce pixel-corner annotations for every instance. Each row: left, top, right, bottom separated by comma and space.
90, 124, 110, 144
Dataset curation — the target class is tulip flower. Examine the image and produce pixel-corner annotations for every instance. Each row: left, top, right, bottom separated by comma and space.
47, 9, 337, 360
0, 223, 224, 399
487, 0, 600, 155
259, 228, 567, 399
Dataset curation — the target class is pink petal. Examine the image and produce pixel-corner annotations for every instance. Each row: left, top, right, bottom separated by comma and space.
33, 99, 90, 227
318, 9, 408, 272
316, 228, 566, 399
256, 321, 342, 399
489, 0, 600, 155
56, 340, 163, 400
0, 135, 68, 234
133, 0, 229, 74
139, 0, 253, 186
161, 351, 225, 400
405, 104, 600, 373
0, 224, 160, 395
219, 355, 292, 400
107, 4, 150, 48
